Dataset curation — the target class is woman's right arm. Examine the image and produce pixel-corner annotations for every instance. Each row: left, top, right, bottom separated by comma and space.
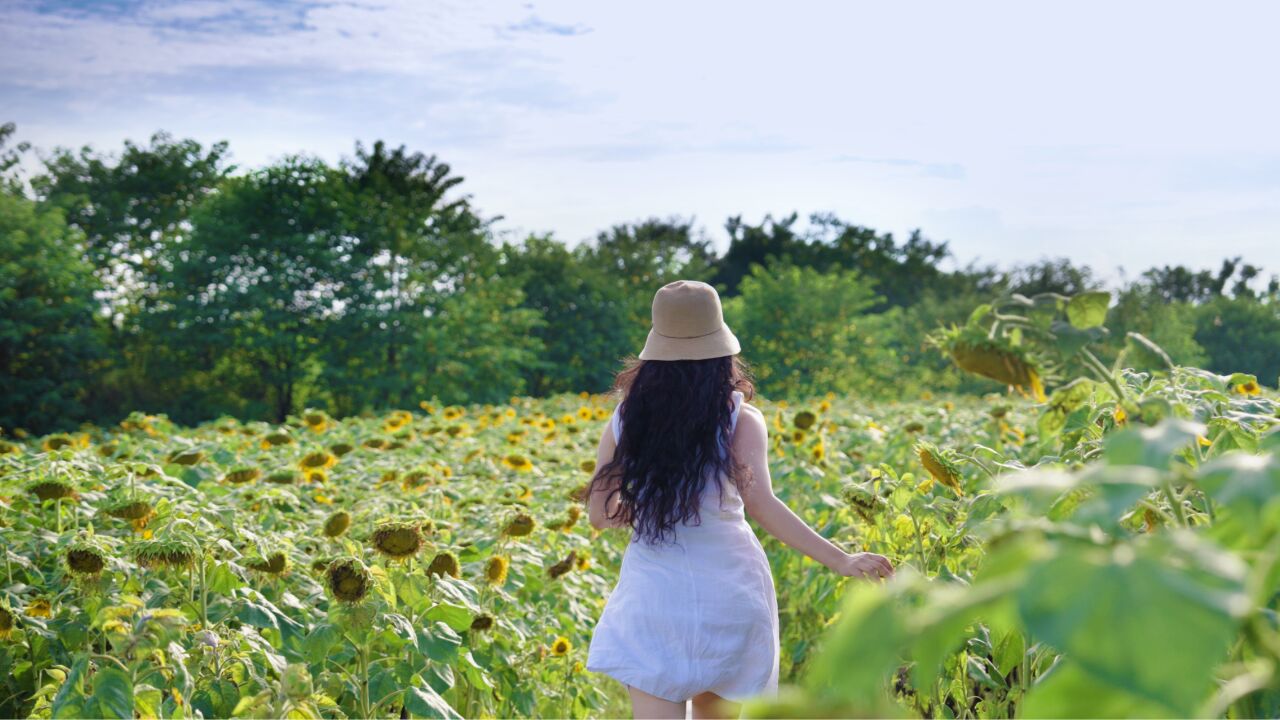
735, 404, 893, 580
587, 421, 628, 530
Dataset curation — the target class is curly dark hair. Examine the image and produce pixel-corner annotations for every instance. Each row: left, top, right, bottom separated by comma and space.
590, 355, 756, 545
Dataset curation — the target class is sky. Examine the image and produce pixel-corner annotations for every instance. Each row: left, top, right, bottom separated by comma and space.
2, 0, 1279, 282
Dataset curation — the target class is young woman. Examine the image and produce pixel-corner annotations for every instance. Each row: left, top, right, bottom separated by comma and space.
585, 280, 894, 719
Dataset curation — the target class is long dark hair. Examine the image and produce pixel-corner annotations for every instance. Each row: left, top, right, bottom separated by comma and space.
591, 355, 756, 545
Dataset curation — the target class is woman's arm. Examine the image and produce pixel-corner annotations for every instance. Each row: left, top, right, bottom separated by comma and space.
587, 421, 628, 530
735, 404, 893, 580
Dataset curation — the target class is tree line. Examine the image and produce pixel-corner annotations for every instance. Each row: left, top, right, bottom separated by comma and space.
2, 124, 1277, 434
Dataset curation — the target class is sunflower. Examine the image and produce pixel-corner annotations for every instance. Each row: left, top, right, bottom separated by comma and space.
104, 498, 153, 521
370, 522, 423, 559
442, 406, 465, 422
427, 552, 461, 578
502, 512, 536, 537
551, 636, 572, 656
502, 454, 533, 472
262, 431, 294, 448
485, 555, 510, 586
25, 598, 52, 618
916, 441, 964, 495
325, 558, 372, 603
27, 478, 76, 502
323, 511, 352, 538
0, 606, 13, 638
134, 537, 198, 569
419, 401, 437, 415
247, 552, 291, 575
793, 411, 817, 430
224, 468, 261, 484
299, 451, 337, 471
304, 411, 329, 434
0, 440, 19, 455
304, 470, 328, 484
66, 543, 108, 576
947, 336, 1047, 402
470, 614, 494, 632
362, 438, 388, 450
41, 434, 76, 452
547, 551, 577, 580
329, 442, 354, 457
1234, 380, 1262, 396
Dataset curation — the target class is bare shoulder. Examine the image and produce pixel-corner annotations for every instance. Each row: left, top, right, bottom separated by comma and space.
735, 403, 768, 438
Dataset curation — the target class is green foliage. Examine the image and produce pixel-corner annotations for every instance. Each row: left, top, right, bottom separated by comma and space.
724, 262, 887, 398
0, 190, 103, 433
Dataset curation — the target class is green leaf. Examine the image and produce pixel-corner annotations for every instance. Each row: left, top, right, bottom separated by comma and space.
1103, 419, 1205, 469
424, 603, 473, 633
90, 666, 133, 719
1017, 533, 1247, 716
133, 684, 163, 720
403, 684, 462, 719
51, 656, 88, 719
804, 582, 904, 703
1196, 453, 1280, 510
1021, 660, 1176, 718
1066, 291, 1111, 329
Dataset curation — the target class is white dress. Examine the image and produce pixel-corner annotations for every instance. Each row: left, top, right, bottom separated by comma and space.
586, 390, 781, 704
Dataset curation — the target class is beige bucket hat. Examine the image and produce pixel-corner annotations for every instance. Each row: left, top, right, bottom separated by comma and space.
638, 280, 741, 361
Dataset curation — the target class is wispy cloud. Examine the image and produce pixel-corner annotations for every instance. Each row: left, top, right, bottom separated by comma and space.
503, 13, 590, 37
834, 155, 965, 180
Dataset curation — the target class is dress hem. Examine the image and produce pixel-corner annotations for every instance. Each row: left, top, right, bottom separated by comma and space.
585, 663, 771, 705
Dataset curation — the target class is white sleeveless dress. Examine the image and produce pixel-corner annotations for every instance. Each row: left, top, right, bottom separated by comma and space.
586, 390, 781, 703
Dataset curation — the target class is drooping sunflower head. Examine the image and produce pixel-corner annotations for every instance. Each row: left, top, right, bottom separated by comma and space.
133, 537, 198, 569
247, 551, 291, 575
329, 442, 354, 457
370, 521, 424, 559
323, 511, 352, 538
470, 614, 494, 632
224, 468, 261, 484
427, 551, 461, 578
943, 332, 1046, 402
485, 555, 510, 586
325, 558, 372, 603
0, 605, 13, 637
502, 512, 535, 538
793, 411, 817, 430
104, 498, 154, 521
27, 478, 76, 502
915, 441, 964, 495
547, 551, 577, 580
66, 541, 109, 576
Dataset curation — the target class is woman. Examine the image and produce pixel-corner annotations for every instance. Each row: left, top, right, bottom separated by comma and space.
585, 280, 894, 719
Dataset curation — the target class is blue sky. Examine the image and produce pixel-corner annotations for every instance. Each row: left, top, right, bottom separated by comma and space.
3, 0, 1279, 281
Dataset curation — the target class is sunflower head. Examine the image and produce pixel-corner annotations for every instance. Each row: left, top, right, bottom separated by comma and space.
325, 558, 372, 603
0, 605, 13, 637
246, 551, 290, 575
793, 411, 817, 430
133, 537, 198, 569
41, 434, 76, 452
0, 440, 20, 456
485, 555, 510, 586
551, 636, 572, 656
502, 454, 533, 472
263, 431, 294, 447
945, 334, 1046, 402
915, 441, 964, 495
470, 614, 494, 632
27, 478, 76, 502
104, 498, 153, 521
547, 551, 577, 580
323, 511, 352, 538
502, 512, 536, 538
370, 521, 423, 559
224, 468, 261, 484
427, 552, 461, 578
66, 541, 108, 576
299, 451, 337, 471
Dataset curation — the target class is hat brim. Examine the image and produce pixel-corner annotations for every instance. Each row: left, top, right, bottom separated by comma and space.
637, 324, 741, 361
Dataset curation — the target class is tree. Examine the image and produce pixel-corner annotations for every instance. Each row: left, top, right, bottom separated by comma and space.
0, 190, 103, 434
166, 156, 355, 422
724, 262, 887, 398
1194, 298, 1280, 387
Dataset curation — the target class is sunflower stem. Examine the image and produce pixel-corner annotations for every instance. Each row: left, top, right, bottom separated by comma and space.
1082, 348, 1126, 401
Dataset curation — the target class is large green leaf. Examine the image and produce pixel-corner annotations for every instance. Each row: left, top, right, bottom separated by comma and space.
1066, 291, 1111, 329
404, 683, 462, 719
1017, 533, 1247, 716
1103, 419, 1205, 469
89, 666, 134, 719
804, 581, 904, 705
1020, 660, 1174, 718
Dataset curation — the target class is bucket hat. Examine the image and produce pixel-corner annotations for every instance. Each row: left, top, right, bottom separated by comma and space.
637, 280, 741, 361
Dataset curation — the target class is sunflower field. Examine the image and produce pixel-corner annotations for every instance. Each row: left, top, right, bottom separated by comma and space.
1, 290, 1279, 719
